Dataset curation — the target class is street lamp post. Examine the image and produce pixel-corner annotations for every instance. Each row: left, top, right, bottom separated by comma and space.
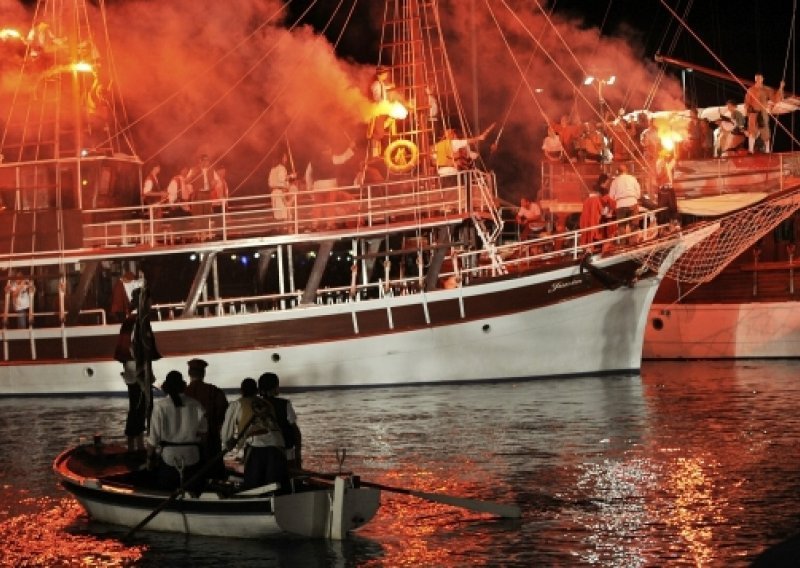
584, 74, 616, 117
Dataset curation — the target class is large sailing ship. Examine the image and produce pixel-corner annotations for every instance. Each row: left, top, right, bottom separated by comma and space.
0, 0, 788, 396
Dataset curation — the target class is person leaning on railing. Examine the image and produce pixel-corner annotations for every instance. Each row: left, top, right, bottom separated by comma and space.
5, 271, 34, 329
609, 163, 641, 240
516, 197, 546, 241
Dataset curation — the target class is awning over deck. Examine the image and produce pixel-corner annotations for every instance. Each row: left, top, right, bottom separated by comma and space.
678, 192, 768, 217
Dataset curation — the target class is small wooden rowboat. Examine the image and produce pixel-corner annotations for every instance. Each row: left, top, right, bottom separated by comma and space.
53, 439, 380, 540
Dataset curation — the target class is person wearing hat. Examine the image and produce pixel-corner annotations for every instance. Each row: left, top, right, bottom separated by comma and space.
370, 66, 393, 103
146, 370, 208, 492
184, 358, 228, 480
368, 65, 396, 157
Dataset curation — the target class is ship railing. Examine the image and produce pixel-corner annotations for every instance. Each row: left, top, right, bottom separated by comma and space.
80, 172, 488, 249
1, 307, 108, 330
453, 208, 669, 279
147, 276, 443, 321
150, 292, 303, 320
541, 152, 800, 204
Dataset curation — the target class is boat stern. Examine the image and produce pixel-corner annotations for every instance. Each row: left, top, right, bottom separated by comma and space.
273, 475, 380, 539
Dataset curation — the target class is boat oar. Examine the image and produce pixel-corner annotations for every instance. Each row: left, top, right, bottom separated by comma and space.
359, 479, 521, 519
124, 414, 255, 540
297, 469, 521, 519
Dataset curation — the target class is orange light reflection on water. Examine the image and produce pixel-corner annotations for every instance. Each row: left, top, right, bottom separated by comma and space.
0, 493, 143, 567
664, 456, 719, 567
357, 464, 514, 567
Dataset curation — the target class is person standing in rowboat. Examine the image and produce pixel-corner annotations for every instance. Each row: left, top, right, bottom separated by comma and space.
184, 359, 229, 480
221, 377, 288, 491
744, 73, 785, 154
114, 286, 161, 453
258, 372, 302, 470
146, 371, 208, 493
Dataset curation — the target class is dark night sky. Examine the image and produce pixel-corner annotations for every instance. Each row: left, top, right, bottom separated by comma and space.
287, 0, 797, 107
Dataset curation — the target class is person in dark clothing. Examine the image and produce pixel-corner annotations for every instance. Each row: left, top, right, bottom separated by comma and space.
258, 372, 302, 469
114, 286, 161, 452
184, 358, 228, 480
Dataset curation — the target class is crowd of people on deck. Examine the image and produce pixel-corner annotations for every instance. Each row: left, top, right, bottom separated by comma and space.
541, 73, 784, 167
140, 154, 230, 221
514, 161, 649, 254
515, 72, 786, 252
130, 62, 513, 244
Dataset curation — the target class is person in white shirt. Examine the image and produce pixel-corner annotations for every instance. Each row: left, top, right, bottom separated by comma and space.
609, 163, 641, 237
141, 165, 161, 202
221, 377, 287, 490
541, 127, 565, 162
516, 197, 546, 240
5, 271, 33, 328
186, 155, 219, 216
146, 371, 208, 492
166, 167, 191, 216
268, 153, 297, 223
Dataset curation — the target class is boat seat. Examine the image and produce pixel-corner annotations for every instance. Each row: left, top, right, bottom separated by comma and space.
233, 482, 280, 496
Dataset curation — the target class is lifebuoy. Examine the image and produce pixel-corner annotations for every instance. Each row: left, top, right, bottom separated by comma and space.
384, 139, 419, 174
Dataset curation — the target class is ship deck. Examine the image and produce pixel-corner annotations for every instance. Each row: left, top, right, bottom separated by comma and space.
0, 169, 497, 268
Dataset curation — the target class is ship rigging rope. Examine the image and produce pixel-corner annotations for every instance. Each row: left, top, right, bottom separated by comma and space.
430, 2, 483, 153
219, 0, 356, 164
492, 1, 559, 150
773, 0, 797, 146
96, 0, 136, 155
659, 0, 800, 150
490, 0, 650, 178
630, 183, 800, 284
228, 0, 359, 195
643, 0, 694, 111
125, 0, 306, 163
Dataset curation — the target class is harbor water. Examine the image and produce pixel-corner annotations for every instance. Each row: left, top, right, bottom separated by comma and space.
1, 360, 799, 567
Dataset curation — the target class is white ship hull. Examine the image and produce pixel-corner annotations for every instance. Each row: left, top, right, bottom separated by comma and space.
0, 253, 669, 396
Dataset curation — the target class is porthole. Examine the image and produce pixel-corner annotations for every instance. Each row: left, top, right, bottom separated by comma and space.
652, 317, 664, 331
271, 353, 281, 363
482, 324, 491, 333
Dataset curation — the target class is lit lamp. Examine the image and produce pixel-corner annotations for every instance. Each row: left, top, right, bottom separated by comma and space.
584, 74, 616, 113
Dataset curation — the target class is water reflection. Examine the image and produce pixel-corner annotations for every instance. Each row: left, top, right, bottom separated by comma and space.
0, 495, 143, 566
1, 362, 800, 565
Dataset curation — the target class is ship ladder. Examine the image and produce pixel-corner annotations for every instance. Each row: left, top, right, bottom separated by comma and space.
471, 214, 507, 276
